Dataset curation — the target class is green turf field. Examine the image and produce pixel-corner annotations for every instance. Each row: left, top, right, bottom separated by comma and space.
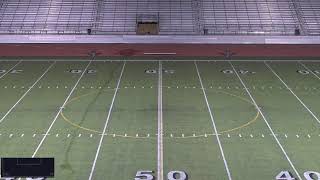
0, 59, 320, 180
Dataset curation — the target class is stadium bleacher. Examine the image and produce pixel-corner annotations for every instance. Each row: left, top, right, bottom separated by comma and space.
0, 0, 319, 35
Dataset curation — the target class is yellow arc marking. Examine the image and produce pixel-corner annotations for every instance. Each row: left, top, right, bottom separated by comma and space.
60, 88, 260, 138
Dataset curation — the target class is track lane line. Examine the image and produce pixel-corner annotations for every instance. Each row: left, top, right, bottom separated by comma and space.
88, 62, 126, 180
194, 61, 232, 180
157, 61, 163, 180
31, 60, 92, 157
0, 60, 22, 79
0, 61, 56, 124
265, 61, 320, 125
229, 61, 302, 180
299, 61, 320, 81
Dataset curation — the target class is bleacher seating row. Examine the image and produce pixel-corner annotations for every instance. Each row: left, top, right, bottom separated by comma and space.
0, 0, 319, 35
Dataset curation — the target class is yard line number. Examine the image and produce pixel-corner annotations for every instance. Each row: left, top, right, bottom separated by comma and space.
145, 69, 175, 74
276, 171, 320, 180
297, 70, 320, 75
0, 69, 23, 74
135, 170, 188, 180
222, 69, 256, 74
68, 69, 97, 74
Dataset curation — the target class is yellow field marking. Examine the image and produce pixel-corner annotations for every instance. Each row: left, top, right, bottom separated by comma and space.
60, 87, 260, 137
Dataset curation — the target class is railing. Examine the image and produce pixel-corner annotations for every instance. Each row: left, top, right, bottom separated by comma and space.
0, 0, 319, 35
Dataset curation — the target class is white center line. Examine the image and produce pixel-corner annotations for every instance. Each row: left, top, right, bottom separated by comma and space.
195, 61, 232, 180
0, 62, 56, 124
229, 61, 302, 180
88, 62, 126, 180
0, 60, 22, 79
32, 61, 92, 157
157, 61, 164, 180
265, 62, 320, 125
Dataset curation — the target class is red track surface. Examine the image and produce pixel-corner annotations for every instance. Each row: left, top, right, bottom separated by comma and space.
0, 44, 320, 58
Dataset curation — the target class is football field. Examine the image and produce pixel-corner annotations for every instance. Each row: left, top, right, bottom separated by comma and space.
0, 59, 320, 180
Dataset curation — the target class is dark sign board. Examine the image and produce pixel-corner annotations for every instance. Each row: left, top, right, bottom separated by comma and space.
1, 158, 54, 178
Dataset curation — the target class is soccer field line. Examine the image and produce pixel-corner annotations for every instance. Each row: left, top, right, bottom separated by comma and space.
31, 60, 93, 158
88, 62, 126, 180
228, 61, 303, 180
0, 60, 22, 79
0, 61, 55, 124
195, 61, 232, 180
157, 61, 164, 180
265, 61, 320, 125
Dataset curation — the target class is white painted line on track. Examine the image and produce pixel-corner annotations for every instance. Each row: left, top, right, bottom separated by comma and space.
195, 61, 232, 180
157, 61, 164, 180
265, 62, 320, 125
229, 61, 302, 180
31, 60, 92, 158
0, 62, 55, 124
88, 62, 126, 180
0, 60, 22, 79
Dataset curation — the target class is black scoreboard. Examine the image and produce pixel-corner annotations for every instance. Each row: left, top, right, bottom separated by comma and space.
1, 158, 54, 178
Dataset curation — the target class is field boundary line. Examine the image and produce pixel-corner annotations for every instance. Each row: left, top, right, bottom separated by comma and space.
0, 61, 55, 124
88, 62, 126, 180
0, 60, 22, 79
265, 61, 320, 125
31, 60, 92, 157
157, 61, 163, 180
194, 61, 232, 180
228, 61, 302, 180
299, 61, 320, 81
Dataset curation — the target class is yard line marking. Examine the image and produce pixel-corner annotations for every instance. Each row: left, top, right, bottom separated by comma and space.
0, 62, 55, 124
195, 61, 232, 180
157, 61, 164, 180
229, 61, 302, 180
265, 62, 320, 125
31, 61, 92, 158
299, 61, 320, 81
88, 62, 126, 180
0, 60, 22, 79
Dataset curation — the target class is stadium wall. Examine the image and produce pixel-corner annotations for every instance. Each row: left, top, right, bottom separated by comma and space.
0, 35, 319, 58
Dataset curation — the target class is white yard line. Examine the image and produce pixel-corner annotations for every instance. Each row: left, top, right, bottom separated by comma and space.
31, 61, 92, 157
265, 61, 320, 125
88, 62, 126, 180
157, 61, 164, 180
0, 62, 55, 124
194, 61, 232, 180
0, 60, 22, 79
298, 61, 320, 81
228, 61, 302, 180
